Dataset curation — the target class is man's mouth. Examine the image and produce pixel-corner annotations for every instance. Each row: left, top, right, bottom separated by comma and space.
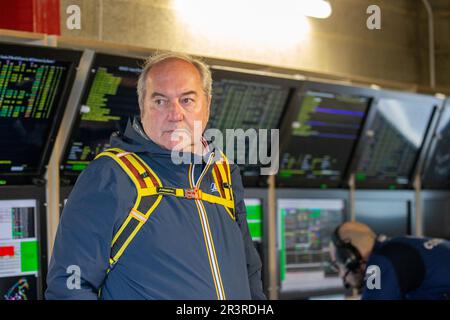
165, 128, 193, 143
165, 128, 190, 135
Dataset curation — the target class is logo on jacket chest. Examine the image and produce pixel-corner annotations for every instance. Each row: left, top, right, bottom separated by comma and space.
210, 182, 219, 194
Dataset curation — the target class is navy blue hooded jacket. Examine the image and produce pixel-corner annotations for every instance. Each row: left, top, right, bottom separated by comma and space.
46, 118, 265, 300
362, 236, 450, 300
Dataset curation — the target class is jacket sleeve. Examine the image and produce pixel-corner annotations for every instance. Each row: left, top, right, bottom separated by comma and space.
45, 157, 134, 300
231, 165, 267, 300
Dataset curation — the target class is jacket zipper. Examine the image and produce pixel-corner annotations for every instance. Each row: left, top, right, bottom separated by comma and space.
190, 152, 226, 300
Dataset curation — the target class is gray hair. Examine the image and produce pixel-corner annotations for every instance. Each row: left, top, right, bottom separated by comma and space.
137, 51, 212, 114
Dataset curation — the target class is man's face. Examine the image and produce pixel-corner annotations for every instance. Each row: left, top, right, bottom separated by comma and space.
141, 58, 210, 152
329, 242, 364, 289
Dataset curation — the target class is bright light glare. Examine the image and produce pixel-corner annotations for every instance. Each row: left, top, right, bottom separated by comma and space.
173, 0, 320, 46
296, 0, 332, 19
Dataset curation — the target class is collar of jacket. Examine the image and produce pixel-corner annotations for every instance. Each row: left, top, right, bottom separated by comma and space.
109, 116, 217, 162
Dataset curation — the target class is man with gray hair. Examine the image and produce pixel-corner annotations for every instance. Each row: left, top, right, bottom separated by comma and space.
46, 52, 266, 300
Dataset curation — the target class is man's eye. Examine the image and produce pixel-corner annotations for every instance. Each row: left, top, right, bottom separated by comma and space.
181, 98, 194, 105
154, 99, 167, 106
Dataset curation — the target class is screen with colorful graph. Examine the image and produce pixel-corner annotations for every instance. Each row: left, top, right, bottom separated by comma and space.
0, 199, 39, 300
278, 198, 345, 294
278, 82, 373, 188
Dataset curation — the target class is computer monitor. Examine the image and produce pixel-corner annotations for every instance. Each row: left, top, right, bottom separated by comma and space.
244, 197, 268, 295
423, 199, 450, 240
244, 198, 263, 242
277, 198, 345, 295
355, 199, 411, 237
208, 68, 296, 187
0, 199, 39, 300
0, 43, 81, 185
277, 82, 373, 188
60, 53, 144, 184
423, 99, 450, 189
353, 91, 438, 189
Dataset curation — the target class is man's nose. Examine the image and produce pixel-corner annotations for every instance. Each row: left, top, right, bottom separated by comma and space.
168, 100, 184, 121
